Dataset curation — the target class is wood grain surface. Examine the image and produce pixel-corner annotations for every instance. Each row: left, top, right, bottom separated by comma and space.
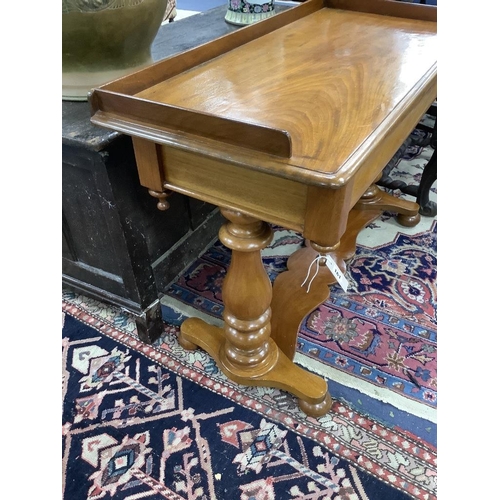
91, 1, 437, 188
136, 6, 436, 177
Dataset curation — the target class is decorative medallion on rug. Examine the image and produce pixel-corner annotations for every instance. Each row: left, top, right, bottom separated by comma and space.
63, 297, 437, 499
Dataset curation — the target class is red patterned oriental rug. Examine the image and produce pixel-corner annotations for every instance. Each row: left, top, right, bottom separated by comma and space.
62, 298, 437, 500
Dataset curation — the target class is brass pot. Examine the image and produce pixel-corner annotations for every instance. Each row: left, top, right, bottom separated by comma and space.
62, 0, 168, 101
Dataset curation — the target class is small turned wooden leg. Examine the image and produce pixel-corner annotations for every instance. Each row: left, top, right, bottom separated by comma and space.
178, 208, 331, 417
148, 189, 172, 211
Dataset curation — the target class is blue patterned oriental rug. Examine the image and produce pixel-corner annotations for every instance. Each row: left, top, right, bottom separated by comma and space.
62, 305, 437, 500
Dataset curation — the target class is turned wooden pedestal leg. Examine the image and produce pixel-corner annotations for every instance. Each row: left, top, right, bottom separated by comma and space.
177, 208, 332, 417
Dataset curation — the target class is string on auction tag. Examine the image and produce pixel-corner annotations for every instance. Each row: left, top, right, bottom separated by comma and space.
300, 254, 349, 293
301, 255, 322, 293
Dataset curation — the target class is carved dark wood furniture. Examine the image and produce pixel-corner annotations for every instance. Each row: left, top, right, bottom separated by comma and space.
89, 0, 437, 416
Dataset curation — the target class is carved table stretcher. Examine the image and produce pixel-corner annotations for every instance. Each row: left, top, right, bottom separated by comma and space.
90, 0, 437, 416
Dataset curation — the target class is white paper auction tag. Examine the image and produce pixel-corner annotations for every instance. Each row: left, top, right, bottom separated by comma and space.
324, 255, 349, 292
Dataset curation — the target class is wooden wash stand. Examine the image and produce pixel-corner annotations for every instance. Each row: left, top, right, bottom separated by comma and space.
89, 0, 437, 417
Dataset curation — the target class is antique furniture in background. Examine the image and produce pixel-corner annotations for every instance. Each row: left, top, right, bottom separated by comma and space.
62, 105, 222, 343
89, 0, 437, 415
